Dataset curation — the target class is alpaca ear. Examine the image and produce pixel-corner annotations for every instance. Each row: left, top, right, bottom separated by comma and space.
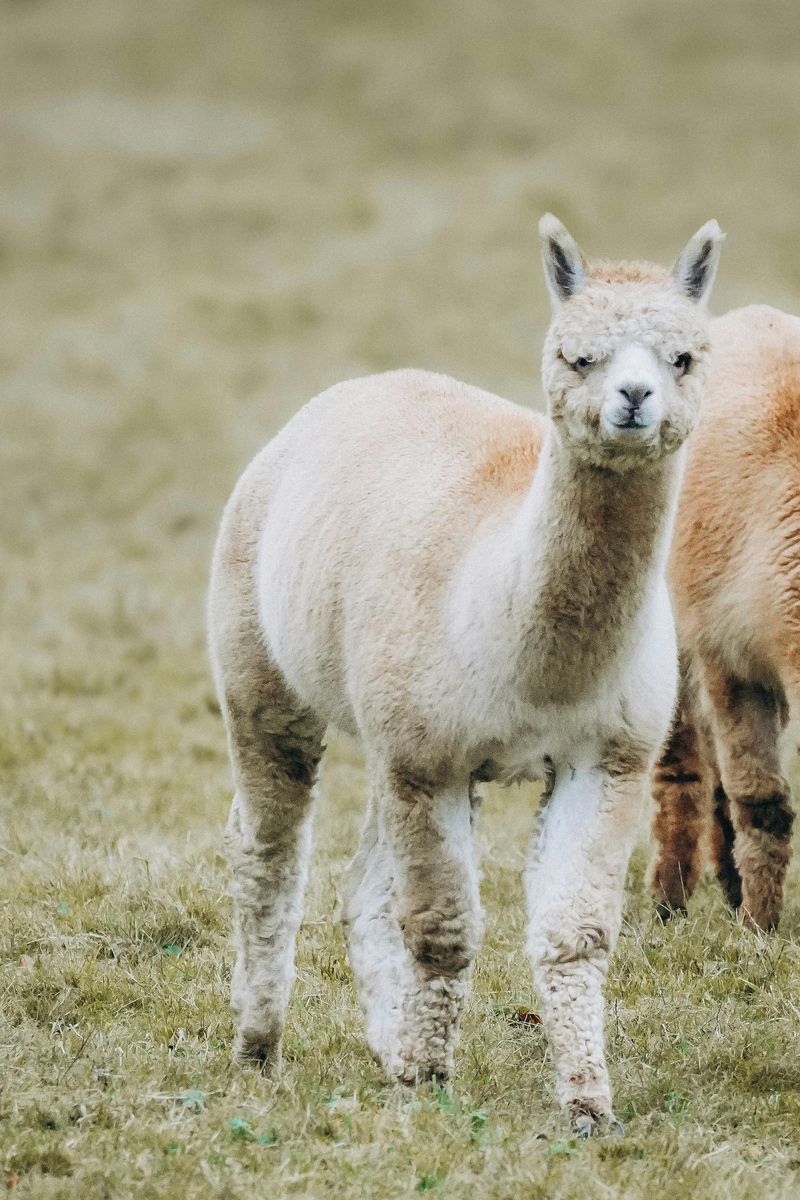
673, 220, 725, 305
539, 214, 587, 307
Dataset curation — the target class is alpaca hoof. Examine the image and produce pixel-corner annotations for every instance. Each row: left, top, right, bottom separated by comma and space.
571, 1104, 623, 1139
397, 1062, 450, 1087
233, 1026, 282, 1074
738, 907, 778, 934
655, 899, 687, 923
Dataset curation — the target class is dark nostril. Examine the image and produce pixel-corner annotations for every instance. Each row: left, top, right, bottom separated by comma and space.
619, 384, 653, 407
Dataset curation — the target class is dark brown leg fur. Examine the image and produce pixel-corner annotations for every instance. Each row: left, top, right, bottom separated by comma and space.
650, 688, 713, 918
708, 783, 742, 911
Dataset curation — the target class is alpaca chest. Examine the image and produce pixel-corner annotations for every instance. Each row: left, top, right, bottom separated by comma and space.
521, 573, 648, 707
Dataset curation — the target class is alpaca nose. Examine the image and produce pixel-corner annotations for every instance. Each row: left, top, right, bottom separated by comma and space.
618, 383, 653, 409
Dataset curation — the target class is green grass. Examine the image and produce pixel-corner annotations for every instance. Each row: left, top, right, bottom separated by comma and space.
3, 0, 800, 1195
5, 760, 800, 1199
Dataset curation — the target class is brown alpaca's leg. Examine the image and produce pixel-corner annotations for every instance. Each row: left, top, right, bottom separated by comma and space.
705, 671, 794, 932
649, 687, 712, 918
708, 780, 742, 911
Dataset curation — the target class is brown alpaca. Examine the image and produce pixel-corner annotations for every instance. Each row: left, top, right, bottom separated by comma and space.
650, 305, 800, 930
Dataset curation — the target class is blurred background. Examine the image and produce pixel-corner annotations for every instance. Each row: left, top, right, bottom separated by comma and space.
3, 0, 800, 841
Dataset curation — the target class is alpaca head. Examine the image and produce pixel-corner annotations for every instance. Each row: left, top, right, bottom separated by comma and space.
538, 215, 724, 470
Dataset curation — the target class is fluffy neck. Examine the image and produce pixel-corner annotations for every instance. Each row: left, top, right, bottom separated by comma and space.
516, 427, 679, 700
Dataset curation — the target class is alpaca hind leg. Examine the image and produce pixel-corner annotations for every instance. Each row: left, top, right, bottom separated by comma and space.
222, 674, 323, 1069
649, 685, 712, 916
382, 771, 482, 1085
527, 754, 644, 1134
339, 791, 410, 1075
708, 779, 742, 911
706, 672, 793, 931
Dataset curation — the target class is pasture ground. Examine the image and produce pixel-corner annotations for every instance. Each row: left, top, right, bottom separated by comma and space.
3, 2, 800, 1196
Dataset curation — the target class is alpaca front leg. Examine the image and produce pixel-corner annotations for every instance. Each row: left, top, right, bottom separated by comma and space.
384, 773, 482, 1084
705, 671, 794, 930
526, 758, 643, 1135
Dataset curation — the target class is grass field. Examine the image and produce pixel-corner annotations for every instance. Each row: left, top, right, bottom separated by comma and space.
3, 1, 800, 1196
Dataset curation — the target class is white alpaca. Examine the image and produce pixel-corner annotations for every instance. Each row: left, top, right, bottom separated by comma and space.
208, 215, 723, 1133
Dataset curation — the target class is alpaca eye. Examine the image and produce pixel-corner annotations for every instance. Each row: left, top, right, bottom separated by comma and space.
673, 352, 693, 376
569, 356, 594, 372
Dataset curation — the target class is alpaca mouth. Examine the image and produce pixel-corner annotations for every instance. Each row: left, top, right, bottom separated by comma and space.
603, 411, 654, 438
616, 412, 645, 430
